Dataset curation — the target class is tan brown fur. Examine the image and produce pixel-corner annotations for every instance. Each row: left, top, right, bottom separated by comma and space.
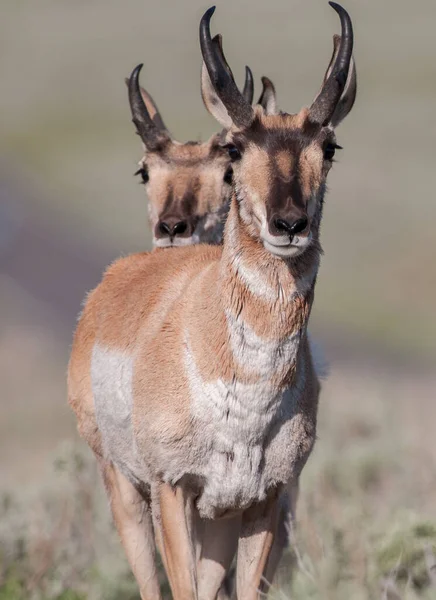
275, 150, 294, 181
126, 75, 235, 249
138, 136, 233, 247
68, 291, 102, 456
69, 188, 320, 598
70, 9, 356, 594
195, 17, 356, 585
300, 142, 324, 203
252, 105, 310, 130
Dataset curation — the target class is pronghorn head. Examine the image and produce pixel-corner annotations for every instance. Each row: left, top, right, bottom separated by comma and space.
200, 2, 356, 259
127, 63, 254, 248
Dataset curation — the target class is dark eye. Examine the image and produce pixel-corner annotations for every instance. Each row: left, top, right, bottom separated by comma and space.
223, 166, 233, 185
224, 144, 241, 162
323, 143, 342, 162
134, 166, 149, 184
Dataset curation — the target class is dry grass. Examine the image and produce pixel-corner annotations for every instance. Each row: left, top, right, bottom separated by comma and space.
0, 443, 141, 600
1, 1, 436, 598
1, 358, 435, 600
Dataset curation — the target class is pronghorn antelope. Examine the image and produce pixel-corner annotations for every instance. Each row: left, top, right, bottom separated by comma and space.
68, 3, 356, 599
238, 30, 357, 592
127, 43, 254, 248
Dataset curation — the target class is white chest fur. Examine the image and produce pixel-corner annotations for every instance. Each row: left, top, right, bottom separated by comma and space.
184, 314, 305, 517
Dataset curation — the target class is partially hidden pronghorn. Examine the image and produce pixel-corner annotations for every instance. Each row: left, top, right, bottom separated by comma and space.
127, 37, 257, 248
68, 3, 356, 599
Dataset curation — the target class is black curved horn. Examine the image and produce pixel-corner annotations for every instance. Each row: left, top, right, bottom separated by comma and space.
212, 34, 234, 80
124, 77, 169, 132
242, 66, 254, 104
212, 34, 254, 105
127, 64, 169, 151
200, 7, 254, 128
309, 2, 354, 126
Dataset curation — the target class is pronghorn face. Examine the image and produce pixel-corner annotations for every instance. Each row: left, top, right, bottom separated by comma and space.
220, 109, 338, 258
127, 60, 254, 247
200, 2, 356, 259
135, 137, 233, 247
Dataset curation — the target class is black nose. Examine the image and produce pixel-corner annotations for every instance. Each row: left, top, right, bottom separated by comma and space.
274, 217, 308, 237
158, 220, 188, 237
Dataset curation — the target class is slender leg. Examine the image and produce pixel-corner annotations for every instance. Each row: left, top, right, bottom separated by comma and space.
194, 512, 205, 565
151, 504, 170, 591
197, 515, 240, 600
236, 496, 279, 600
262, 479, 299, 591
156, 482, 197, 600
101, 462, 161, 600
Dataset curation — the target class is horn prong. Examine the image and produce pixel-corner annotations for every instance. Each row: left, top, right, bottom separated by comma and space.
309, 2, 354, 126
242, 66, 254, 104
127, 63, 169, 150
199, 7, 254, 128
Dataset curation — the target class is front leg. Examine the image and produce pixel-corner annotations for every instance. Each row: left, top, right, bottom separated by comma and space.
100, 462, 162, 600
197, 515, 241, 600
154, 482, 198, 600
236, 496, 279, 600
262, 479, 299, 591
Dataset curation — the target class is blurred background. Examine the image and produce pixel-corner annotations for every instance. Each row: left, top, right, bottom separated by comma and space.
1, 0, 435, 598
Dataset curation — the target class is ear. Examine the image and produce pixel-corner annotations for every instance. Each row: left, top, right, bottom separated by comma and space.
322, 34, 341, 86
257, 76, 278, 115
124, 78, 169, 133
201, 63, 233, 129
242, 66, 254, 105
200, 34, 233, 129
312, 35, 356, 128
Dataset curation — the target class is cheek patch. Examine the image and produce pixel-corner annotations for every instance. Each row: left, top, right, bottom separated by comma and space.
198, 167, 228, 214
241, 146, 271, 203
144, 162, 172, 223
299, 145, 323, 202
239, 188, 267, 230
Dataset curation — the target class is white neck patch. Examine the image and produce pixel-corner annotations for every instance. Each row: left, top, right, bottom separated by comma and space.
225, 310, 302, 380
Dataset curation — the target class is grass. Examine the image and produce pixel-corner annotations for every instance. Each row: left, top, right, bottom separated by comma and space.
1, 421, 435, 600
0, 444, 141, 600
2, 2, 436, 597
1, 359, 435, 600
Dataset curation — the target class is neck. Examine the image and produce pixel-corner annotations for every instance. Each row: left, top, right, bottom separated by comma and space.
221, 199, 319, 327
216, 198, 320, 388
